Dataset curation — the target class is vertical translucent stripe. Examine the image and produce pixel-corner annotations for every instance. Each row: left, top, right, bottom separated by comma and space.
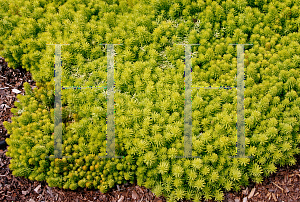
98, 44, 123, 159
236, 44, 245, 157
175, 44, 200, 159
184, 44, 192, 157
106, 44, 115, 158
46, 43, 70, 161
54, 44, 62, 159
229, 44, 253, 159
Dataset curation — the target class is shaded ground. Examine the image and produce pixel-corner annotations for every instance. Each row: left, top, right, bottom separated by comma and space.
0, 56, 300, 202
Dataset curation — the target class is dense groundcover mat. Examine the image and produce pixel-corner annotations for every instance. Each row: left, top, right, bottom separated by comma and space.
1, 0, 300, 201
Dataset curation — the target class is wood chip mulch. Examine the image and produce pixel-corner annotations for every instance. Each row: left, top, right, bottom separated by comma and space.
0, 56, 300, 202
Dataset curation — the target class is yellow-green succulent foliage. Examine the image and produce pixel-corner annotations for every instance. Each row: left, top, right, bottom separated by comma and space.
2, 0, 300, 201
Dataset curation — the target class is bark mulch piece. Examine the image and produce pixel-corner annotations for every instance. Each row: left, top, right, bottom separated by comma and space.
0, 57, 35, 142
0, 56, 300, 201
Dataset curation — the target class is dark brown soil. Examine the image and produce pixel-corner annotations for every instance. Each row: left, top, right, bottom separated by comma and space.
0, 56, 300, 202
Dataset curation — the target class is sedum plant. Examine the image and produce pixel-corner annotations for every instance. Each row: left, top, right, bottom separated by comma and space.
2, 0, 300, 201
